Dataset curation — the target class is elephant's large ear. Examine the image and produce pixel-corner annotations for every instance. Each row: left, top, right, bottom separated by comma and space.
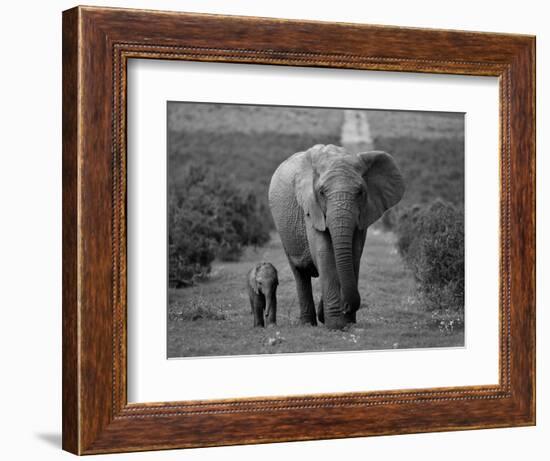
295, 151, 326, 231
357, 151, 405, 229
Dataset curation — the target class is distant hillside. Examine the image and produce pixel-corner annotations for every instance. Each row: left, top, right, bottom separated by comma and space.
167, 103, 465, 210
366, 110, 464, 140
167, 103, 344, 195
168, 102, 344, 135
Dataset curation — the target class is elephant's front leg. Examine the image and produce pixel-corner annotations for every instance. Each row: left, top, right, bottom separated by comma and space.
265, 293, 277, 326
251, 293, 266, 327
290, 265, 317, 326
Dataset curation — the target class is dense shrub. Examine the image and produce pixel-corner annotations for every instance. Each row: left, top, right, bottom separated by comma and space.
395, 204, 423, 256
168, 191, 217, 287
168, 163, 271, 287
395, 199, 464, 313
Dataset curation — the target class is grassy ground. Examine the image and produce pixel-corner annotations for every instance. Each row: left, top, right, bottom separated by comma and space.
167, 230, 464, 358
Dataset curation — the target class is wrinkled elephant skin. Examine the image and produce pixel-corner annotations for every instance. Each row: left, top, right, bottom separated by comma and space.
268, 144, 404, 330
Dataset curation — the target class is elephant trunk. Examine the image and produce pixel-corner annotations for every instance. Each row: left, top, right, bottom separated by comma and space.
326, 197, 361, 329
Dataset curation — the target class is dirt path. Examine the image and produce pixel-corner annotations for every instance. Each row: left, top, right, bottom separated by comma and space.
341, 110, 373, 151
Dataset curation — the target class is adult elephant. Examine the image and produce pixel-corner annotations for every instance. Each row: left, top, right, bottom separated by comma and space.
268, 144, 404, 330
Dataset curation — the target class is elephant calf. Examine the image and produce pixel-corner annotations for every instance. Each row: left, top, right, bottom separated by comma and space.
247, 262, 278, 327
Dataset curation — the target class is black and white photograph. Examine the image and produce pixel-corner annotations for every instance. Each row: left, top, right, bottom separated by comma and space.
167, 102, 465, 358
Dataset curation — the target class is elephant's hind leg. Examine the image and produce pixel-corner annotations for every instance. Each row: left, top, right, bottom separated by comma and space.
290, 266, 317, 326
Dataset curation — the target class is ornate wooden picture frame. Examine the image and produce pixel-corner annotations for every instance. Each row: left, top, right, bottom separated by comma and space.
62, 5, 535, 455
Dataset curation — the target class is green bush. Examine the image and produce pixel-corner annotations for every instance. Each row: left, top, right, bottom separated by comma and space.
168, 163, 271, 287
396, 199, 464, 313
